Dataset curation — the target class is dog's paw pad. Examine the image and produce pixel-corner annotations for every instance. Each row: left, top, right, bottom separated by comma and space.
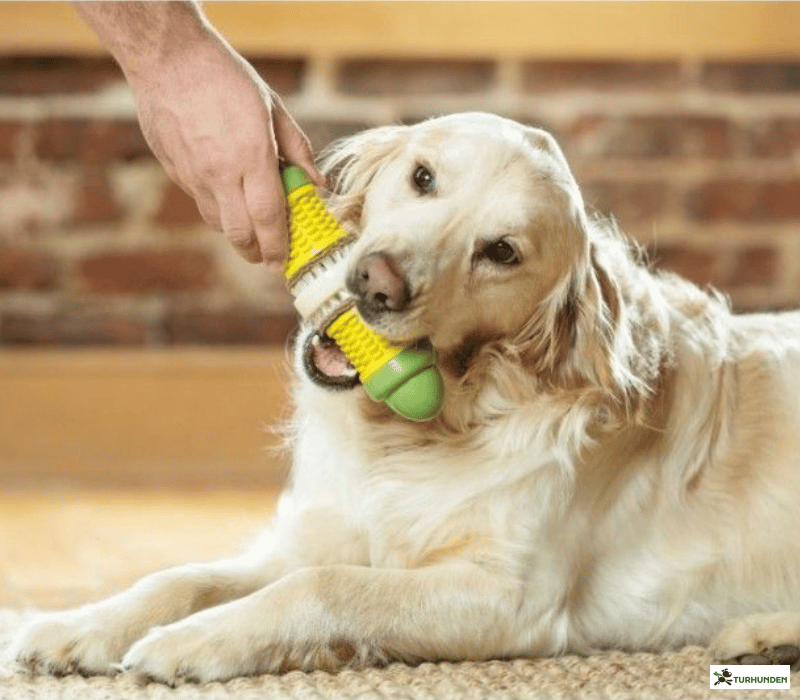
721, 645, 800, 670
767, 644, 800, 667
732, 653, 772, 665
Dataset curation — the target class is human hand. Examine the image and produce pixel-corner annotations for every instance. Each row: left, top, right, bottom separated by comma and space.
129, 35, 324, 267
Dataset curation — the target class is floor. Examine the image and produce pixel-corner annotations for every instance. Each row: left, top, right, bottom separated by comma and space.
0, 489, 280, 610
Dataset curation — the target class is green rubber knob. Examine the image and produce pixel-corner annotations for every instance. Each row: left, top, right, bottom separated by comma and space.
281, 165, 311, 194
362, 346, 445, 421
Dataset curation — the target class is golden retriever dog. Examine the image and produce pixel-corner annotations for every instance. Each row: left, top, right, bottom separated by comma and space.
13, 112, 800, 684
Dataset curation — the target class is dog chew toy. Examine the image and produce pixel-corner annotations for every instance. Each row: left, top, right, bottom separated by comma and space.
282, 165, 444, 421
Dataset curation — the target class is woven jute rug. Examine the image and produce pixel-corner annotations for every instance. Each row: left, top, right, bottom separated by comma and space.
1, 610, 797, 700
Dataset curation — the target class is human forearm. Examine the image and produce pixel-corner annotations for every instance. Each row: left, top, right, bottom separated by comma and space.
72, 1, 212, 81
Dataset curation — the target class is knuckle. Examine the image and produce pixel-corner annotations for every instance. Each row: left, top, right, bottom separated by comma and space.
250, 202, 285, 229
198, 162, 225, 183
224, 227, 256, 249
195, 152, 236, 184
233, 239, 263, 263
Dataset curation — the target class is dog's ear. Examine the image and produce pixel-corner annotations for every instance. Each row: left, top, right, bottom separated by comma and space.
524, 127, 569, 166
524, 126, 587, 215
317, 126, 407, 227
513, 232, 657, 425
506, 128, 592, 376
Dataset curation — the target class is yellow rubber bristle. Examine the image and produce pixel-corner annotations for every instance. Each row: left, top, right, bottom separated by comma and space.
285, 183, 350, 281
326, 307, 403, 381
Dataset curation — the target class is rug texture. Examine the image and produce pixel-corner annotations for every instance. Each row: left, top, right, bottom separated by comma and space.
1, 610, 797, 700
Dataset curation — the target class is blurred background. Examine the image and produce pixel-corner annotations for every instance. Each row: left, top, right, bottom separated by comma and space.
2, 2, 800, 493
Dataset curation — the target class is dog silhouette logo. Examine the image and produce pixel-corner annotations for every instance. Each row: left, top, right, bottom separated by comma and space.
713, 669, 733, 686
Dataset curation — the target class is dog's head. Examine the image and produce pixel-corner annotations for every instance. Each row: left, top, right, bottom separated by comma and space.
321, 113, 590, 367
303, 112, 662, 440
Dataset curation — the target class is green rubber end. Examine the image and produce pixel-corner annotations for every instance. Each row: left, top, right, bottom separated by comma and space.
281, 165, 311, 195
386, 367, 445, 421
363, 347, 445, 422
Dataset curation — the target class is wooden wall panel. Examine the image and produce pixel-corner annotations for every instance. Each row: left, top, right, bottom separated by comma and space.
2, 2, 800, 60
0, 349, 293, 489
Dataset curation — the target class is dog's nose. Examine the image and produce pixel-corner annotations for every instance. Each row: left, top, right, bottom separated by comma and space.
349, 252, 410, 313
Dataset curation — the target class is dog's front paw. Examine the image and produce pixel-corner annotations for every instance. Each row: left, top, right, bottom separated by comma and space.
710, 612, 800, 668
13, 609, 136, 676
121, 611, 386, 685
121, 619, 256, 685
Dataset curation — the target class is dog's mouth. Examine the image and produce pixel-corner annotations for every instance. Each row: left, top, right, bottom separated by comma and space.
301, 325, 436, 392
302, 330, 360, 391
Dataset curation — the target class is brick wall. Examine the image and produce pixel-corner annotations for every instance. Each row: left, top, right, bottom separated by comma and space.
2, 55, 800, 346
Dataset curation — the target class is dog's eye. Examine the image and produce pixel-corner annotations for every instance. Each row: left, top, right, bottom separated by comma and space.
412, 165, 435, 194
479, 239, 520, 266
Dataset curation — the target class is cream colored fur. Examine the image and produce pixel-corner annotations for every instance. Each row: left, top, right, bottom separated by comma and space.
13, 113, 800, 684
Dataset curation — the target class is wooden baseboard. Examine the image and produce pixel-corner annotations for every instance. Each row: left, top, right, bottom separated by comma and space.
0, 348, 294, 490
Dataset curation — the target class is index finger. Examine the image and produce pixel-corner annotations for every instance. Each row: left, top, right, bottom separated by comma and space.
215, 182, 262, 263
271, 98, 326, 190
242, 159, 290, 267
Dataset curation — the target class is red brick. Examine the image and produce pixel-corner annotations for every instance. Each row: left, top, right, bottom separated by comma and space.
522, 60, 680, 92
0, 250, 58, 290
651, 243, 778, 292
79, 250, 214, 293
649, 244, 717, 286
337, 59, 496, 95
164, 309, 297, 345
35, 118, 150, 163
764, 181, 800, 220
154, 182, 203, 227
727, 246, 778, 287
0, 120, 24, 160
569, 115, 732, 160
687, 179, 800, 222
245, 56, 306, 95
740, 119, 800, 159
72, 167, 124, 224
702, 61, 800, 93
0, 56, 123, 95
582, 180, 668, 223
1, 312, 147, 345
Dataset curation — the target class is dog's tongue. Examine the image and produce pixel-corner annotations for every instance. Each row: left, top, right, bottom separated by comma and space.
313, 335, 352, 377
303, 331, 360, 390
